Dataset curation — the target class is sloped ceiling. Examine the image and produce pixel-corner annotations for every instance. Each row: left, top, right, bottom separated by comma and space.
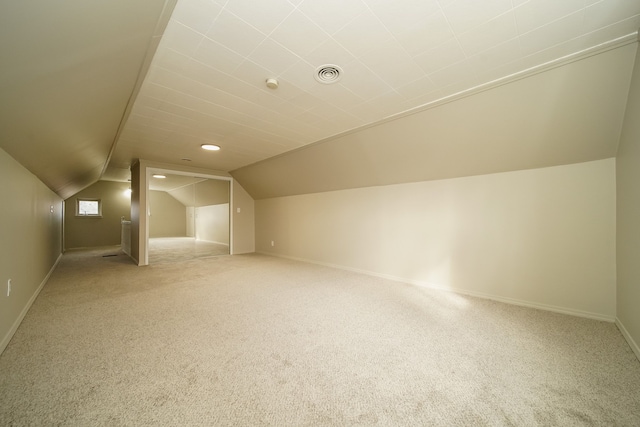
233, 42, 637, 198
0, 0, 176, 199
1, 0, 639, 200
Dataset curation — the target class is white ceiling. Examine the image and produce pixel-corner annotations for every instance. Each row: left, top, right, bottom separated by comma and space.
1, 0, 639, 199
105, 0, 640, 181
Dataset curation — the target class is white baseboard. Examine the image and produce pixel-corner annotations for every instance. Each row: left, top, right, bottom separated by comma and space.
616, 318, 640, 362
196, 239, 229, 246
0, 253, 63, 355
258, 251, 615, 323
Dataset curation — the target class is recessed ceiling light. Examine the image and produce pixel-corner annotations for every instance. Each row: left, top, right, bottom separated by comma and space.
201, 144, 221, 151
152, 174, 166, 179
315, 64, 343, 84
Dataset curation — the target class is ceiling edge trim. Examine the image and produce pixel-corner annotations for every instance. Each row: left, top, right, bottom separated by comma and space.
231, 32, 638, 176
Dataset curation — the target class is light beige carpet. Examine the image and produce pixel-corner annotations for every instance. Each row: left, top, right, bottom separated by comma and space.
149, 237, 229, 264
1, 247, 639, 426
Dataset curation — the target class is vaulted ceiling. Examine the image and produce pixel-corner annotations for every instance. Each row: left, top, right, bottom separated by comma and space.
1, 0, 639, 199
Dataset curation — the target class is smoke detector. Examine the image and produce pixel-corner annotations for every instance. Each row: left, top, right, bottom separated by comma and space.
266, 78, 279, 89
314, 64, 343, 84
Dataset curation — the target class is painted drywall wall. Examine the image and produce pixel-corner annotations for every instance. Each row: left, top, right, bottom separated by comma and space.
196, 204, 229, 245
130, 161, 144, 265
186, 206, 195, 237
149, 190, 186, 238
233, 182, 255, 254
0, 148, 63, 354
616, 42, 640, 360
64, 181, 131, 249
256, 159, 616, 320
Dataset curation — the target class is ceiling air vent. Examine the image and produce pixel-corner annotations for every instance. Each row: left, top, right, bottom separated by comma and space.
314, 64, 343, 84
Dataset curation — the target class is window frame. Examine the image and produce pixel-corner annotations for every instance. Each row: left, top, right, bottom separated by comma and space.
75, 198, 102, 218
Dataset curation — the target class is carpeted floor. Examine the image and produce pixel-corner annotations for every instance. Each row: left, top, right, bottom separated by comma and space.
1, 247, 639, 426
149, 237, 229, 264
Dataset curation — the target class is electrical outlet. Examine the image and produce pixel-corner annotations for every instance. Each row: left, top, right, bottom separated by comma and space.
271, 240, 275, 247
7, 279, 11, 297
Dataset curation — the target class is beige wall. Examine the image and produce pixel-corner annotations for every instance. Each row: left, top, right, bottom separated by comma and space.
0, 148, 63, 354
196, 204, 229, 244
256, 159, 616, 320
64, 181, 131, 249
616, 42, 640, 359
233, 182, 255, 254
130, 161, 145, 265
149, 190, 186, 238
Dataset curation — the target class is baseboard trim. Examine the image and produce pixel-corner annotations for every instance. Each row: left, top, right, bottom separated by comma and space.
196, 239, 229, 246
258, 251, 615, 323
615, 318, 640, 362
0, 252, 63, 355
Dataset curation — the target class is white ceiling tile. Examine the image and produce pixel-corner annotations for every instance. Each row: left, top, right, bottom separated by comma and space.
466, 39, 522, 73
414, 38, 466, 74
279, 60, 318, 91
332, 10, 395, 57
366, 0, 442, 36
337, 60, 394, 101
286, 91, 325, 111
138, 81, 172, 102
519, 11, 585, 56
224, 0, 295, 35
304, 38, 356, 70
395, 76, 437, 99
514, 0, 585, 34
206, 10, 266, 57
180, 58, 238, 89
193, 37, 245, 74
298, 0, 367, 35
346, 102, 386, 123
133, 94, 164, 111
457, 11, 518, 55
442, 0, 513, 34
395, 10, 456, 56
152, 47, 191, 75
579, 14, 640, 46
475, 58, 526, 84
584, 0, 640, 33
269, 10, 329, 57
358, 40, 427, 87
233, 60, 274, 88
159, 22, 204, 57
428, 59, 476, 87
308, 82, 364, 110
355, 90, 407, 118
437, 0, 456, 7
247, 38, 301, 75
170, 0, 222, 34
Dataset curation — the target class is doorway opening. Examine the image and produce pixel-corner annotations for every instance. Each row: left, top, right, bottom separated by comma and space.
146, 170, 231, 264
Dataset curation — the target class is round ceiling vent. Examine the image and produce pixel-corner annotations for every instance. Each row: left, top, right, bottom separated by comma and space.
314, 64, 343, 84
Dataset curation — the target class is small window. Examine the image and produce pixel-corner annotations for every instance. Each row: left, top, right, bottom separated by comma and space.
76, 198, 102, 217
